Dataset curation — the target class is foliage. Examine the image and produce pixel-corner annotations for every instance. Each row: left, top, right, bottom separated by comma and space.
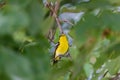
0, 0, 120, 80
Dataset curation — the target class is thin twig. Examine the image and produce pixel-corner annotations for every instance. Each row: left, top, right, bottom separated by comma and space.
55, 16, 63, 34
54, 0, 60, 16
47, 28, 56, 43
45, 1, 64, 34
62, 19, 74, 26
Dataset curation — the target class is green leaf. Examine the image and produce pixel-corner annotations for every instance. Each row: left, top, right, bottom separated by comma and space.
0, 5, 29, 35
73, 13, 102, 46
94, 41, 120, 69
99, 11, 120, 31
84, 63, 94, 78
105, 56, 120, 74
0, 46, 33, 80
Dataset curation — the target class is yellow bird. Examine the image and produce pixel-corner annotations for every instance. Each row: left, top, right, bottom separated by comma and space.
53, 34, 69, 64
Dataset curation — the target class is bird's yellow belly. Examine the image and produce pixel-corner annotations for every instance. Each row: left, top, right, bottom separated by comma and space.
56, 44, 68, 55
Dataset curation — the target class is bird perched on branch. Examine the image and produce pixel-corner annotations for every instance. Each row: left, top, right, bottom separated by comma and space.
53, 33, 70, 64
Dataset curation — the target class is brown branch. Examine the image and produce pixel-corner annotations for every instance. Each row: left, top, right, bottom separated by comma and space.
54, 0, 60, 15
47, 28, 56, 43
45, 1, 64, 34
55, 16, 63, 34
62, 19, 74, 26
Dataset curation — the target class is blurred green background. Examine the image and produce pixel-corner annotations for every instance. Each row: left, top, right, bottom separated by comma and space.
0, 0, 120, 80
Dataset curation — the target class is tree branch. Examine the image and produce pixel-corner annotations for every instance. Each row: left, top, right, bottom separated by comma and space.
45, 1, 64, 34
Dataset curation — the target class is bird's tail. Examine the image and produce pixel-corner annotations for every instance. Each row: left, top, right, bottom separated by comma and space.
52, 56, 61, 65
53, 59, 58, 65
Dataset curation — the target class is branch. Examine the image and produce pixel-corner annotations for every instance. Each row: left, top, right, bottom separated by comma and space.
45, 1, 64, 34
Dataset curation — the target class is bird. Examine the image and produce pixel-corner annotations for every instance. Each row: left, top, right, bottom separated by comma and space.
53, 33, 70, 64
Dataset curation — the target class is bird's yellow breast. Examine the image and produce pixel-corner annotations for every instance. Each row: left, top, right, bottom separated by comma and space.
55, 34, 69, 58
